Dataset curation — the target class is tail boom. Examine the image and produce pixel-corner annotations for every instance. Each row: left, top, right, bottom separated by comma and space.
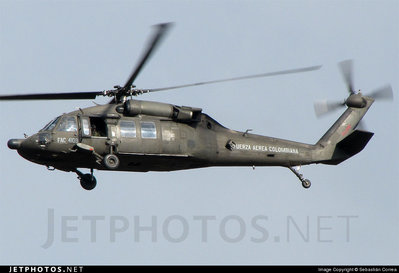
312, 96, 374, 165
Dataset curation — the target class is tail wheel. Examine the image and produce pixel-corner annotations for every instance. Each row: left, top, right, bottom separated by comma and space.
104, 154, 120, 170
302, 179, 311, 189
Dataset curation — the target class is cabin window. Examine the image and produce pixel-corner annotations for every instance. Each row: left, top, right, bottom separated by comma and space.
141, 122, 157, 139
57, 116, 77, 132
120, 120, 136, 138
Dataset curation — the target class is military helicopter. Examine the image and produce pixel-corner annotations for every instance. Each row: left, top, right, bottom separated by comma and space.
1, 23, 393, 190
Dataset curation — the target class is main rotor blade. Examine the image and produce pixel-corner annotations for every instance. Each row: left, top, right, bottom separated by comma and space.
140, 65, 322, 93
123, 23, 173, 90
367, 84, 393, 100
313, 100, 345, 117
338, 59, 355, 95
0, 91, 103, 101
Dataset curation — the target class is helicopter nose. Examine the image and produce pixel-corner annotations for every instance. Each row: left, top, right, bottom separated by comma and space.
7, 139, 24, 150
12, 135, 46, 164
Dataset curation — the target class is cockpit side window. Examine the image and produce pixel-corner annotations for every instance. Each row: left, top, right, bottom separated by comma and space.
57, 116, 78, 132
81, 117, 91, 136
41, 116, 60, 131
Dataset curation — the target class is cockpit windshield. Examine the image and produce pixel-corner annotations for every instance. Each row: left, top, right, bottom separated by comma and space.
41, 116, 61, 131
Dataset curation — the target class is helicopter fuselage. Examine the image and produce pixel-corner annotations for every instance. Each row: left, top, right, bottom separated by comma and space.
7, 95, 376, 190
10, 100, 317, 174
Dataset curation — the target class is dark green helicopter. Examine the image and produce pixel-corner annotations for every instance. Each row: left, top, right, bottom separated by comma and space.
1, 23, 393, 190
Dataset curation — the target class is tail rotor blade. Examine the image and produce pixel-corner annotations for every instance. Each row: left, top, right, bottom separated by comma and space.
314, 100, 345, 118
338, 59, 355, 95
368, 84, 393, 100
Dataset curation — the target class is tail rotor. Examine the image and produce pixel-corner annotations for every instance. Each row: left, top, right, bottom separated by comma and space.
313, 60, 393, 118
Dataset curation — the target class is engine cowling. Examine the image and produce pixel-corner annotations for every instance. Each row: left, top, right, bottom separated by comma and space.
116, 99, 202, 122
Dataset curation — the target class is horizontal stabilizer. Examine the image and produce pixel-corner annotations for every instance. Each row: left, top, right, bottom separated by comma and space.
326, 130, 374, 165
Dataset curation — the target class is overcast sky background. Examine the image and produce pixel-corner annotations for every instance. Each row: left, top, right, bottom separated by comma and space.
0, 0, 398, 265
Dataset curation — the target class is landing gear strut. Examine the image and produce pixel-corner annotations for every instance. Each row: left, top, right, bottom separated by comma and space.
76, 169, 97, 190
288, 166, 311, 189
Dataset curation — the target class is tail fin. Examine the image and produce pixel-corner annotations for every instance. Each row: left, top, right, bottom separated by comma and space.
313, 96, 374, 165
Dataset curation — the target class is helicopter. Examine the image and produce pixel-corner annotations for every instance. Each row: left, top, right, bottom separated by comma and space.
1, 23, 393, 190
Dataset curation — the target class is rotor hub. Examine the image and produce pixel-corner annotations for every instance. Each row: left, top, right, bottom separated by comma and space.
345, 93, 367, 108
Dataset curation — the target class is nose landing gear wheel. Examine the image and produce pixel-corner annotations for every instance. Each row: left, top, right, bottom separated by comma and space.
80, 174, 97, 190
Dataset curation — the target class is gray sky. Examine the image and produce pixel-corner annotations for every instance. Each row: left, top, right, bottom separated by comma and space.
0, 0, 398, 265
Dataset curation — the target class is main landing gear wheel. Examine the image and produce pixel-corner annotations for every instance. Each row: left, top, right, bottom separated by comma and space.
76, 169, 97, 190
302, 179, 311, 189
104, 154, 120, 170
80, 174, 97, 190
